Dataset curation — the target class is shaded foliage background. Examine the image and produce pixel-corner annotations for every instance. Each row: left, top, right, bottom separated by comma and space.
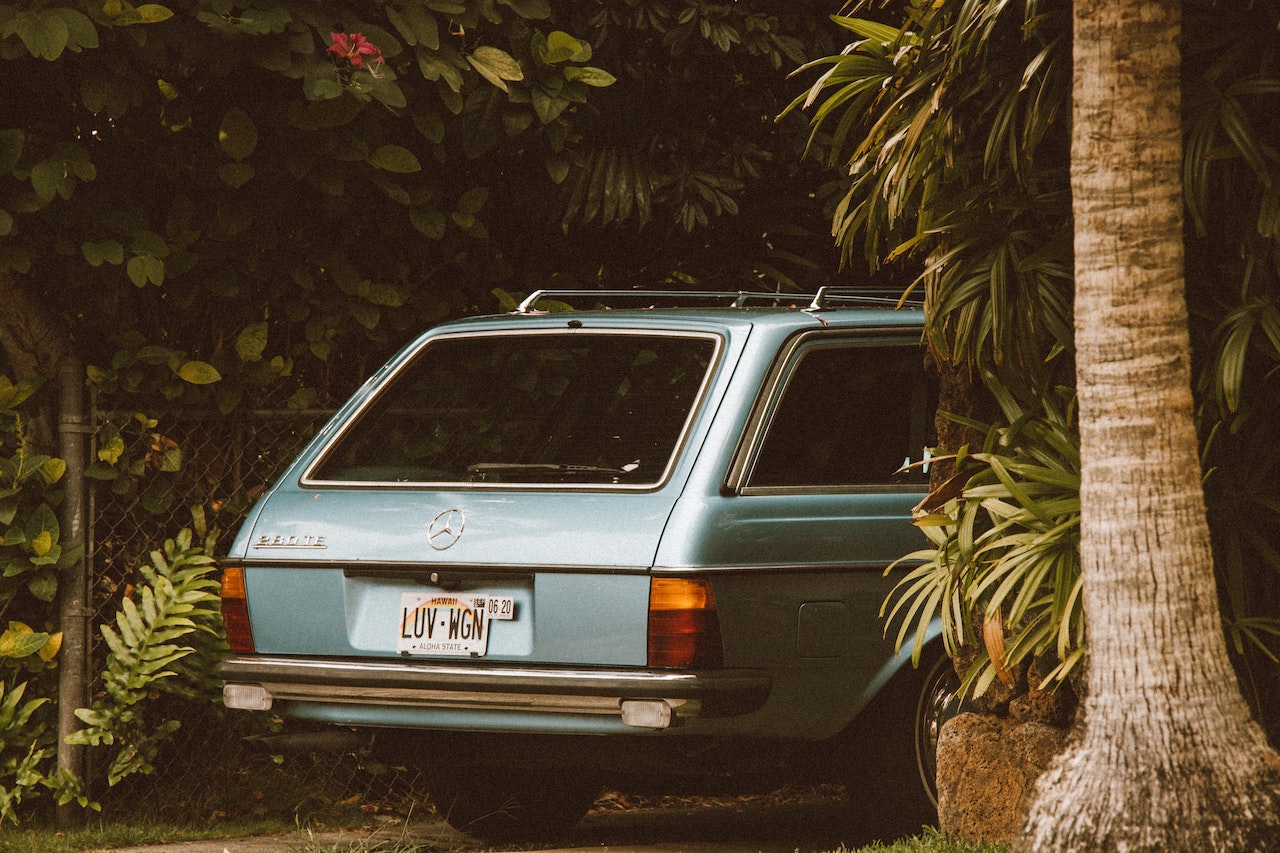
0, 0, 875, 823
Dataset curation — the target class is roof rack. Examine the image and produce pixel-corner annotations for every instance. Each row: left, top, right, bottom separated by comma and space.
807, 286, 922, 311
514, 290, 807, 313
514, 288, 921, 314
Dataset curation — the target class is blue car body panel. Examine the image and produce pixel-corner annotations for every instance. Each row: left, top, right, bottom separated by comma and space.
219, 297, 934, 748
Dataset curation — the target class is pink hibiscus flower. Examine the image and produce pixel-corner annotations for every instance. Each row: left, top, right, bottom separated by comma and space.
327, 32, 384, 75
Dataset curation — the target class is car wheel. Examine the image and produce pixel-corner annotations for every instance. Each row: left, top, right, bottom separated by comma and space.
914, 652, 961, 806
427, 767, 600, 842
843, 647, 959, 837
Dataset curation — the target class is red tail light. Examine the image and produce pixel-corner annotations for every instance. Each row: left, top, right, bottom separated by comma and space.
647, 577, 722, 668
220, 566, 256, 654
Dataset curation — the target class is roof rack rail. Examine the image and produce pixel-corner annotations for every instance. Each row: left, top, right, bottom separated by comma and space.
514, 288, 922, 314
514, 289, 812, 314
807, 287, 923, 311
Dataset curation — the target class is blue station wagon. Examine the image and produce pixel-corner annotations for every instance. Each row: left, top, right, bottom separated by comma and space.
218, 289, 955, 840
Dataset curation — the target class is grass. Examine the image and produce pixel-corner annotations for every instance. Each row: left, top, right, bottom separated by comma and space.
0, 803, 432, 853
0, 816, 295, 853
831, 827, 1012, 853
0, 816, 443, 853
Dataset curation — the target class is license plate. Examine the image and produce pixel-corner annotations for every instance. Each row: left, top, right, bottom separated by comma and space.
396, 592, 516, 656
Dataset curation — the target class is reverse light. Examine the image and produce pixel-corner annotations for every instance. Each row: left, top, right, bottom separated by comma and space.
647, 577, 723, 669
620, 699, 674, 729
220, 565, 257, 654
223, 683, 273, 711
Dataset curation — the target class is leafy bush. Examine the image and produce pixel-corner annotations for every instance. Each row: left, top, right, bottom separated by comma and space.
0, 376, 78, 671
0, 375, 89, 823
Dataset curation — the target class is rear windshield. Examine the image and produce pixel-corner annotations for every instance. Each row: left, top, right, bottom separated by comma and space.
307, 331, 718, 487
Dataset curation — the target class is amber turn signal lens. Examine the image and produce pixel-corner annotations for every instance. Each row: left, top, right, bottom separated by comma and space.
220, 566, 257, 654
647, 577, 723, 669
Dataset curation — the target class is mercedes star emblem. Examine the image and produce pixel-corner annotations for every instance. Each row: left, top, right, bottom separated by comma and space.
427, 508, 466, 550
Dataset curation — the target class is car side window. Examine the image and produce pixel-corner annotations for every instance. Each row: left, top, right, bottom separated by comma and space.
746, 343, 934, 489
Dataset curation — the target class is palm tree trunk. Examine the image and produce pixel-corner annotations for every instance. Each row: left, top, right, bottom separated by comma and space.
0, 270, 70, 454
1019, 1, 1280, 849
0, 270, 70, 383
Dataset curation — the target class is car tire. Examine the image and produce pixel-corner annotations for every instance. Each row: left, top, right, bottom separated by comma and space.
427, 767, 601, 842
843, 646, 959, 838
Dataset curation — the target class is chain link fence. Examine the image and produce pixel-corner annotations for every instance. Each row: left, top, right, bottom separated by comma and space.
84, 406, 428, 819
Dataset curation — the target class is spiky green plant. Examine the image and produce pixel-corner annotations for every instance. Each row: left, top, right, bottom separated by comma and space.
781, 1, 1074, 389
884, 383, 1081, 696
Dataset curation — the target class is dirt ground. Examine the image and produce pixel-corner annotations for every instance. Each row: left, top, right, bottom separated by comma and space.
98, 785, 913, 853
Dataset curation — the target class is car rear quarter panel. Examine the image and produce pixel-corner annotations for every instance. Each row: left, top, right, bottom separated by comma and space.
651, 318, 930, 741
654, 488, 924, 741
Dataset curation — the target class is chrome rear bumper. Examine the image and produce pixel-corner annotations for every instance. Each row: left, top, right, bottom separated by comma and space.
217, 655, 770, 729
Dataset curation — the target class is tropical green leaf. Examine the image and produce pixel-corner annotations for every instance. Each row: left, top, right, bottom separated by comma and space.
30, 160, 67, 201
828, 16, 902, 45
531, 87, 569, 124
217, 162, 255, 188
368, 145, 422, 174
467, 46, 523, 92
543, 31, 590, 64
138, 5, 174, 24
54, 7, 98, 52
81, 240, 125, 266
218, 108, 258, 161
881, 385, 1082, 698
0, 623, 51, 660
126, 255, 164, 287
0, 129, 23, 174
28, 572, 58, 603
419, 50, 464, 92
15, 10, 70, 60
387, 5, 439, 49
235, 322, 268, 362
175, 361, 221, 385
410, 206, 448, 239
565, 66, 616, 87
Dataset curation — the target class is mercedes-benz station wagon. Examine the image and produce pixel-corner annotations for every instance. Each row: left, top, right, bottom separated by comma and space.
217, 289, 954, 840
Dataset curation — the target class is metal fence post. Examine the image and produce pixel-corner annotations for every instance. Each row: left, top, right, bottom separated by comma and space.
56, 355, 90, 825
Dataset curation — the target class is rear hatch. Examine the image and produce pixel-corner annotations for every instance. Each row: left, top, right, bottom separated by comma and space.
229, 320, 737, 668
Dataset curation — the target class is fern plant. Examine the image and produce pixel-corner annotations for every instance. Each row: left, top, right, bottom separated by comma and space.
69, 517, 221, 786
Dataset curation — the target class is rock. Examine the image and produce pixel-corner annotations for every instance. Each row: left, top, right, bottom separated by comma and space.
936, 713, 1069, 844
950, 642, 1024, 715
1008, 682, 1073, 728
